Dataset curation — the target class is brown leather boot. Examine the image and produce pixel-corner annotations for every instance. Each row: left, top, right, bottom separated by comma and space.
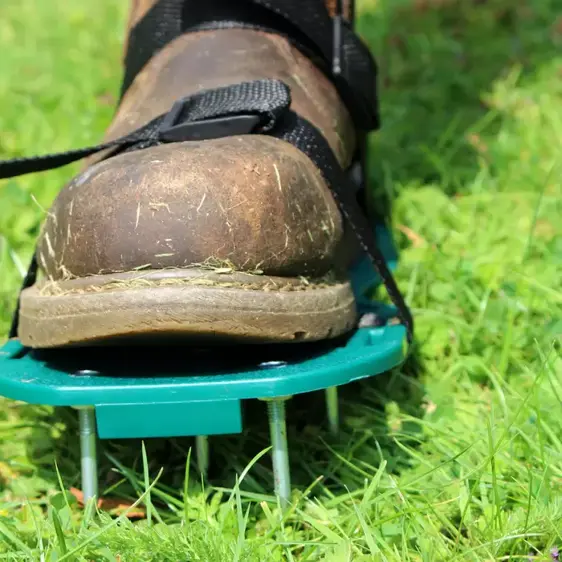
6, 0, 408, 347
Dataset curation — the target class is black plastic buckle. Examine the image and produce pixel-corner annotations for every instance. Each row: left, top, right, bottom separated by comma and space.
158, 99, 261, 143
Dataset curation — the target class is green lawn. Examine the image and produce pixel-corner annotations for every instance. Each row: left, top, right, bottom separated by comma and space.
0, 0, 561, 560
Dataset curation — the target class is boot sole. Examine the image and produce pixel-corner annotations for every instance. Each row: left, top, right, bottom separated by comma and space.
18, 268, 357, 348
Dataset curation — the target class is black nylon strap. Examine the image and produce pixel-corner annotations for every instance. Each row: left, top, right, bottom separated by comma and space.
237, 0, 377, 128
3, 79, 412, 342
0, 79, 290, 180
274, 111, 413, 341
122, 0, 379, 130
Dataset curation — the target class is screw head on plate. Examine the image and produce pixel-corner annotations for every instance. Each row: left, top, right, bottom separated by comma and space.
259, 360, 288, 369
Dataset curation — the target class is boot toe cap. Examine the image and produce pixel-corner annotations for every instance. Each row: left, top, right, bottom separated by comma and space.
38, 135, 344, 279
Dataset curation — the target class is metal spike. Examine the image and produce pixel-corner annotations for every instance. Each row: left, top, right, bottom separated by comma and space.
267, 398, 291, 508
195, 435, 209, 479
325, 386, 340, 435
77, 407, 98, 503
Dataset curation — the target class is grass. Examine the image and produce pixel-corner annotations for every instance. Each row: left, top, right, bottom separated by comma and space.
0, 0, 561, 559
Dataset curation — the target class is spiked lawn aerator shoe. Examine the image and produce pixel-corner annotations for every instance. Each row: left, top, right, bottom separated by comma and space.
1, 0, 413, 348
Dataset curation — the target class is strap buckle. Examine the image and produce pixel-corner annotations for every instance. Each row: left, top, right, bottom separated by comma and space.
158, 98, 261, 143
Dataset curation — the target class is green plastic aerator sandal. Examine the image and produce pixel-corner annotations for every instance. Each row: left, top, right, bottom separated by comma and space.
0, 0, 413, 506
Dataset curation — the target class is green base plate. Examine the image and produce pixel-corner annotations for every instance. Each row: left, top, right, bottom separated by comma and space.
0, 315, 405, 438
0, 224, 406, 439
